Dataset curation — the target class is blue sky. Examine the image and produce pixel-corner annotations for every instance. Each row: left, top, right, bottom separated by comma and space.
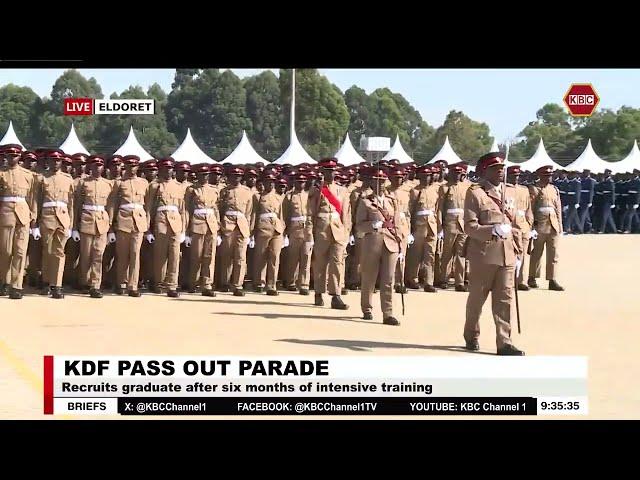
1, 68, 639, 144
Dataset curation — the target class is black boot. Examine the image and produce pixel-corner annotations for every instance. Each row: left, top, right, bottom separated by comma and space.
314, 293, 324, 306
549, 280, 565, 291
89, 288, 103, 299
383, 316, 400, 326
299, 288, 309, 296
266, 289, 279, 296
465, 340, 480, 351
233, 288, 245, 297
423, 284, 437, 293
497, 344, 525, 356
40, 285, 51, 296
9, 288, 23, 300
517, 283, 530, 291
455, 284, 468, 292
341, 288, 349, 296
202, 288, 216, 297
167, 289, 180, 298
362, 312, 373, 320
286, 285, 298, 292
406, 281, 420, 290
331, 295, 348, 310
114, 286, 125, 295
51, 287, 65, 299
395, 285, 407, 294
527, 278, 538, 289
254, 286, 264, 293
128, 289, 142, 297
0, 284, 7, 296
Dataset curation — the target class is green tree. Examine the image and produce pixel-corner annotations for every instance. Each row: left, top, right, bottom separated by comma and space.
431, 110, 492, 163
344, 85, 370, 147
244, 71, 282, 158
34, 69, 103, 149
575, 106, 640, 160
280, 69, 350, 159
0, 84, 40, 147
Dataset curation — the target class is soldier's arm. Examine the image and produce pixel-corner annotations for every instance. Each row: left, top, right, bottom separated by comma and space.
67, 180, 75, 229
36, 177, 44, 227
27, 174, 38, 226
341, 189, 352, 234
74, 180, 83, 231
179, 186, 187, 233
305, 187, 318, 238
277, 193, 286, 231
574, 180, 581, 204
282, 195, 290, 236
109, 181, 119, 232
184, 187, 193, 234
554, 188, 563, 233
525, 190, 534, 228
145, 183, 157, 233
249, 193, 258, 234
464, 189, 494, 241
106, 181, 116, 229
355, 198, 374, 235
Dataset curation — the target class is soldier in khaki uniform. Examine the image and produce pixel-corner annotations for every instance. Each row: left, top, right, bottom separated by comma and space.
185, 164, 220, 296
308, 158, 351, 310
109, 155, 149, 297
507, 165, 535, 291
24, 151, 44, 288
387, 167, 411, 294
147, 159, 187, 297
64, 153, 88, 288
0, 144, 37, 299
356, 168, 402, 325
37, 150, 75, 299
528, 165, 564, 291
283, 173, 312, 295
438, 162, 469, 291
407, 165, 442, 292
345, 170, 372, 290
139, 160, 158, 290
175, 161, 192, 291
74, 156, 114, 298
463, 153, 524, 355
101, 155, 123, 290
251, 173, 285, 295
218, 167, 253, 296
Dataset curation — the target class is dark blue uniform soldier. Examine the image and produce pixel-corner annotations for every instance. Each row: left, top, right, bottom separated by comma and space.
615, 175, 629, 232
564, 171, 582, 233
556, 171, 569, 228
578, 169, 596, 233
622, 170, 639, 233
596, 169, 617, 233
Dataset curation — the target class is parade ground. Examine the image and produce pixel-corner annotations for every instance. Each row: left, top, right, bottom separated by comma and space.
1, 234, 638, 420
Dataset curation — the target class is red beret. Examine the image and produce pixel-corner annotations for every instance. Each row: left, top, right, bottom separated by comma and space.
228, 167, 244, 176
389, 168, 405, 178
88, 155, 105, 166
450, 162, 469, 173
387, 158, 401, 166
159, 158, 175, 169
277, 177, 289, 185
245, 168, 258, 177
295, 173, 308, 181
71, 153, 88, 163
21, 151, 38, 161
142, 160, 158, 171
175, 161, 191, 171
318, 157, 339, 170
123, 155, 140, 165
193, 164, 209, 174
2, 144, 24, 155
262, 172, 277, 181
416, 165, 432, 175
210, 165, 223, 174
476, 152, 505, 174
370, 168, 388, 180
108, 155, 123, 166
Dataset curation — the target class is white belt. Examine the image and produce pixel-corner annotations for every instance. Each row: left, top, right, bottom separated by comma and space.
259, 212, 277, 219
416, 209, 433, 216
290, 216, 306, 222
446, 208, 464, 214
629, 190, 638, 194
317, 212, 340, 219
538, 207, 554, 213
225, 210, 245, 218
194, 208, 214, 216
120, 203, 144, 210
43, 201, 67, 208
399, 212, 407, 219
601, 191, 612, 193
83, 205, 105, 212
581, 190, 590, 193
157, 205, 179, 212
0, 196, 26, 203
566, 192, 576, 195
517, 209, 525, 217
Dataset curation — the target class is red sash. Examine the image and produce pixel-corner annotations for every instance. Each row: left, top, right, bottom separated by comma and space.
320, 185, 342, 216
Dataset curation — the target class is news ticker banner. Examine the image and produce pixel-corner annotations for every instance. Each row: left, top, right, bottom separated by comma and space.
44, 356, 588, 416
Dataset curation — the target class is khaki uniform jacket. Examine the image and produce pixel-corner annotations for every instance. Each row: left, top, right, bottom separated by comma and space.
283, 189, 312, 241
439, 181, 469, 234
185, 183, 220, 235
464, 179, 522, 267
147, 179, 187, 235
387, 186, 411, 237
355, 193, 401, 253
0, 165, 37, 227
219, 184, 253, 238
307, 182, 352, 245
39, 171, 75, 231
111, 175, 149, 233
410, 183, 441, 236
75, 176, 114, 235
529, 183, 562, 234
512, 184, 534, 234
251, 190, 285, 236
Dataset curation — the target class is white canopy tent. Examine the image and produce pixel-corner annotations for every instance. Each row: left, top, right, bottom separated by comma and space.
171, 128, 215, 164
113, 126, 153, 161
381, 134, 414, 163
334, 133, 366, 166
515, 139, 563, 172
59, 123, 90, 155
273, 69, 315, 166
0, 121, 25, 149
608, 141, 640, 174
427, 136, 463, 165
490, 139, 500, 152
221, 131, 268, 165
565, 139, 614, 173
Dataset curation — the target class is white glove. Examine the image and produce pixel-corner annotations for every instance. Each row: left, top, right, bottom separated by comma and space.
562, 205, 568, 212
588, 203, 592, 208
184, 235, 192, 247
179, 233, 186, 244
283, 235, 290, 248
408, 233, 415, 245
611, 205, 616, 209
72, 230, 81, 242
216, 235, 222, 246
528, 229, 538, 240
372, 221, 383, 230
145, 233, 155, 244
66, 229, 72, 239
107, 232, 116, 244
574, 204, 579, 209
398, 252, 404, 261
304, 241, 314, 254
438, 231, 444, 240
31, 227, 41, 240
515, 257, 522, 277
492, 223, 512, 239
249, 236, 255, 249
634, 204, 639, 209
349, 235, 355, 246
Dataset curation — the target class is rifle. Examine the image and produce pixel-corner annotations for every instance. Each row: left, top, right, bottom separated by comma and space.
504, 145, 521, 334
